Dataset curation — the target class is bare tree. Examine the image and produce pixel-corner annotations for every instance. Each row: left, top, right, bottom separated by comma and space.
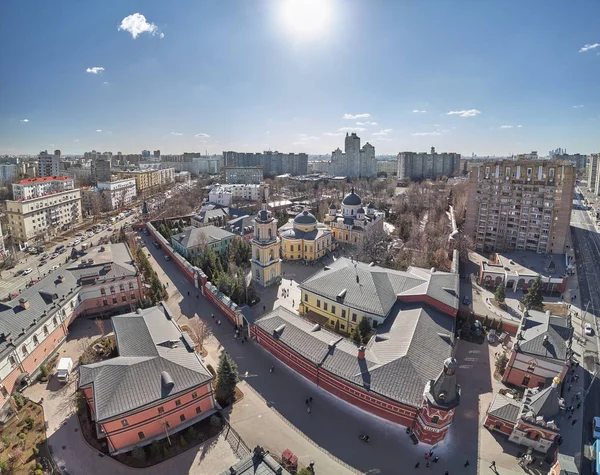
187, 316, 212, 351
357, 227, 389, 264
95, 318, 105, 336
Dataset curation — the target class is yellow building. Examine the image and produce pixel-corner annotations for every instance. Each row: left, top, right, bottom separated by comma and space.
323, 188, 385, 244
250, 199, 282, 287
278, 210, 332, 262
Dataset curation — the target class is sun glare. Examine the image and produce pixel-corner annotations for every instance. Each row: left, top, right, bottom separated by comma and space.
279, 0, 333, 39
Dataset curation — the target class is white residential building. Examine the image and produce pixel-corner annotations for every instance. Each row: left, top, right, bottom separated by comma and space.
329, 133, 376, 178
38, 150, 61, 177
7, 189, 82, 248
0, 164, 18, 185
209, 184, 262, 204
12, 176, 75, 200
97, 179, 137, 210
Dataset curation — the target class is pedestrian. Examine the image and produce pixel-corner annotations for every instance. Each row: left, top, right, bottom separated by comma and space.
425, 461, 430, 468
568, 384, 572, 392
490, 461, 496, 469
414, 462, 420, 469
577, 402, 581, 409
425, 453, 430, 460
241, 339, 245, 345
429, 449, 434, 457
307, 406, 311, 414
309, 397, 313, 403
464, 460, 470, 468
211, 313, 215, 319
445, 472, 449, 475
572, 419, 577, 426
433, 456, 439, 463
575, 361, 579, 368
306, 398, 310, 406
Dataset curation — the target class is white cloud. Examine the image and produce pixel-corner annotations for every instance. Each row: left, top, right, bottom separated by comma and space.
573, 105, 584, 108
170, 131, 183, 136
118, 13, 163, 39
447, 109, 481, 117
74, 139, 79, 143
86, 66, 105, 74
338, 127, 366, 133
412, 131, 441, 136
103, 81, 109, 85
343, 113, 370, 120
517, 125, 522, 128
356, 121, 378, 126
412, 110, 427, 113
20, 119, 29, 123
195, 133, 210, 138
96, 129, 102, 132
372, 129, 392, 136
323, 132, 344, 136
500, 125, 514, 129
579, 43, 599, 53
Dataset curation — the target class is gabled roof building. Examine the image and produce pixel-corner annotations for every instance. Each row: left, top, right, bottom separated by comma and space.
79, 303, 217, 455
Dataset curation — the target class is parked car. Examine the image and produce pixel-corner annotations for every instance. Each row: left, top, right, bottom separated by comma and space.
463, 296, 471, 305
68, 242, 75, 247
164, 255, 170, 261
38, 260, 47, 267
55, 244, 65, 252
50, 265, 60, 271
75, 232, 83, 237
593, 417, 600, 439
23, 268, 33, 275
74, 239, 81, 245
153, 241, 160, 248
585, 323, 594, 336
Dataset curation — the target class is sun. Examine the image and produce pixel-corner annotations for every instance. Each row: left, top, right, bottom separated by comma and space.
279, 0, 334, 39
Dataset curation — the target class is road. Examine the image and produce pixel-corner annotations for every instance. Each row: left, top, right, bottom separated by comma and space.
138, 231, 482, 475
0, 212, 140, 296
570, 188, 600, 474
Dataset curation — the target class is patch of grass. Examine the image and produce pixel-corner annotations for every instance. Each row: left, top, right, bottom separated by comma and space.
542, 302, 570, 317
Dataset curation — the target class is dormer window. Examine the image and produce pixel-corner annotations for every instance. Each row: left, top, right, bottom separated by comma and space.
22, 345, 28, 357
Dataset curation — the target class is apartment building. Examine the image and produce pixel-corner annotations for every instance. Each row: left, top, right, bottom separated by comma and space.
0, 164, 18, 185
465, 160, 576, 254
115, 168, 174, 197
376, 160, 397, 176
224, 166, 263, 184
7, 188, 82, 247
12, 176, 75, 200
37, 150, 60, 177
397, 147, 461, 183
91, 156, 112, 184
208, 184, 262, 205
552, 153, 587, 173
97, 179, 137, 210
588, 153, 600, 195
329, 133, 376, 178
223, 151, 307, 176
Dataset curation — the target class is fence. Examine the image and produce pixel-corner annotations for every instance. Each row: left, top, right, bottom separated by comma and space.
145, 222, 198, 284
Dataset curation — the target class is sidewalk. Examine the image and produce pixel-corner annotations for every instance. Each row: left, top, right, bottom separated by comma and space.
225, 381, 358, 475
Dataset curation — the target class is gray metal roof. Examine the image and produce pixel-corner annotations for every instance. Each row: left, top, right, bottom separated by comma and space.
255, 304, 454, 407
172, 225, 235, 249
523, 384, 560, 419
488, 393, 521, 422
342, 191, 362, 206
517, 309, 573, 362
300, 257, 458, 318
293, 210, 317, 224
79, 304, 213, 422
220, 449, 292, 475
280, 226, 330, 241
0, 270, 79, 358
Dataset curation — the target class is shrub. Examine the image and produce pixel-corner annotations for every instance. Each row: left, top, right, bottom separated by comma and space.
186, 426, 198, 440
162, 446, 169, 457
179, 435, 187, 446
32, 446, 39, 455
18, 433, 26, 440
150, 440, 162, 459
2, 435, 10, 446
34, 470, 44, 475
206, 364, 216, 378
495, 352, 509, 375
24, 417, 35, 430
12, 393, 26, 410
131, 445, 146, 461
209, 415, 222, 429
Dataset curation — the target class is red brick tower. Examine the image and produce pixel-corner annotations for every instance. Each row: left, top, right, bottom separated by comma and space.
413, 357, 461, 445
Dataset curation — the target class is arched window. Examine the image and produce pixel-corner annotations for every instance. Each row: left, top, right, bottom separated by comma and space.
268, 228, 272, 238
43, 326, 49, 336
119, 284, 125, 292
110, 286, 115, 294
255, 250, 260, 260
22, 345, 28, 357
32, 335, 39, 346
431, 415, 439, 424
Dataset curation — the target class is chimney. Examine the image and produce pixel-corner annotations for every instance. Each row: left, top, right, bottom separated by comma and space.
19, 298, 30, 310
358, 345, 366, 360
543, 335, 549, 346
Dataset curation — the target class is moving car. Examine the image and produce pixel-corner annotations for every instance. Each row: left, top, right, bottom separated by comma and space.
593, 417, 600, 440
23, 268, 33, 275
463, 296, 471, 305
164, 255, 170, 261
585, 323, 594, 336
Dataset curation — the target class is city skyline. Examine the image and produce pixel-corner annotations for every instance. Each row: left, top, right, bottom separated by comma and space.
1, 1, 599, 156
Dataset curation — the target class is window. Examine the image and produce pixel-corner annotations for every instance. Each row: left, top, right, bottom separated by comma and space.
121, 419, 129, 427
129, 282, 134, 290
522, 376, 531, 386
120, 284, 125, 292
331, 305, 336, 315
192, 392, 198, 399
290, 245, 294, 252
110, 286, 115, 294
196, 407, 202, 415
175, 399, 182, 407
324, 303, 328, 311
165, 421, 171, 429
100, 288, 106, 296
341, 324, 345, 330
21, 346, 28, 357
32, 336, 39, 346
8, 356, 16, 368
103, 299, 108, 306
158, 407, 165, 415
341, 310, 346, 318
138, 431, 145, 440
122, 295, 127, 302
131, 293, 136, 300
431, 416, 439, 424
53, 317, 58, 326
373, 321, 378, 328
352, 313, 357, 322
180, 414, 186, 422
304, 293, 308, 302
0, 387, 8, 398
317, 299, 321, 308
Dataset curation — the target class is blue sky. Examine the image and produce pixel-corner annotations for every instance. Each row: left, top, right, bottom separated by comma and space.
1, 0, 599, 156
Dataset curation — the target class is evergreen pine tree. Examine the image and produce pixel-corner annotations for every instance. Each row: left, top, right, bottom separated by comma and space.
358, 317, 371, 344
494, 282, 506, 304
215, 352, 238, 406
351, 328, 362, 345
523, 275, 544, 311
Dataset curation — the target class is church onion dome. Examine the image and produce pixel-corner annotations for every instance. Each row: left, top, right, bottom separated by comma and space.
329, 203, 336, 209
357, 207, 365, 214
342, 187, 362, 206
294, 210, 317, 225
367, 203, 375, 208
